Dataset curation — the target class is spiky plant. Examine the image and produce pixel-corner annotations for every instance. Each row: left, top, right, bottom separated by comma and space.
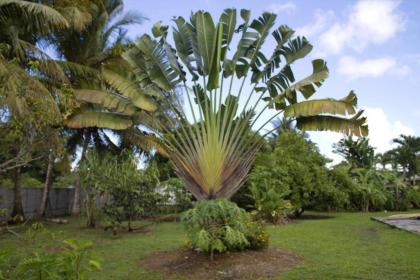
124, 9, 368, 200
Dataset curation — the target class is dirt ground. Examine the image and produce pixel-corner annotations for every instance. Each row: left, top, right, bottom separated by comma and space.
140, 248, 301, 280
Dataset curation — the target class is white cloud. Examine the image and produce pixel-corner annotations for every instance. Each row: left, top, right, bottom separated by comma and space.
296, 9, 335, 38
337, 56, 396, 79
316, 0, 405, 55
267, 2, 296, 15
364, 107, 414, 153
309, 131, 343, 165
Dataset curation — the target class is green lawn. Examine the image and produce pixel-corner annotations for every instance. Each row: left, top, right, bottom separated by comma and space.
1, 211, 420, 280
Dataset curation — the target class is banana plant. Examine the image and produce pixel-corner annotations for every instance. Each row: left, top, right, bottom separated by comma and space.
124, 9, 368, 200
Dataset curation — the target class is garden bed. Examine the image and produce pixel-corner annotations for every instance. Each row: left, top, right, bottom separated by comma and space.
139, 248, 301, 280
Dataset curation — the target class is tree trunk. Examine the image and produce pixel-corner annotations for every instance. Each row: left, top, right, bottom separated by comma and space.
72, 129, 90, 215
39, 150, 54, 217
11, 167, 24, 220
128, 218, 132, 232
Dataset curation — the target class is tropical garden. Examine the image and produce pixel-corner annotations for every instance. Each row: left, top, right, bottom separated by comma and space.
0, 1, 419, 279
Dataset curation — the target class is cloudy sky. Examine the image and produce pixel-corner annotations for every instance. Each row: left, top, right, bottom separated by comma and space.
123, 0, 420, 163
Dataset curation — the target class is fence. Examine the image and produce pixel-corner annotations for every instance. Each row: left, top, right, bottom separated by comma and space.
0, 188, 75, 218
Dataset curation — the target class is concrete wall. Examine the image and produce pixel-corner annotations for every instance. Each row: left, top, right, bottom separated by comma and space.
0, 188, 75, 218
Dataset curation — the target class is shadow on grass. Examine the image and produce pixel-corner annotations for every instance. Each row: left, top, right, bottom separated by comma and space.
295, 214, 335, 220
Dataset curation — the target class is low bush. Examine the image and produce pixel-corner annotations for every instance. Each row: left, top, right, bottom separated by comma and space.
182, 199, 269, 260
249, 181, 292, 224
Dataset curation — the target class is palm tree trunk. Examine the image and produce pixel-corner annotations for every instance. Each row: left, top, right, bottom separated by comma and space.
11, 167, 24, 220
72, 129, 90, 215
39, 150, 54, 217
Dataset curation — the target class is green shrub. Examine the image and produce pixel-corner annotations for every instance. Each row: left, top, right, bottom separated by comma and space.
182, 199, 269, 260
245, 219, 270, 250
103, 155, 161, 233
249, 181, 292, 223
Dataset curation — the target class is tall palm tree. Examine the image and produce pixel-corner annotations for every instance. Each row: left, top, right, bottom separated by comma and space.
0, 0, 72, 218
50, 0, 165, 214
333, 136, 375, 169
124, 10, 368, 201
392, 134, 420, 184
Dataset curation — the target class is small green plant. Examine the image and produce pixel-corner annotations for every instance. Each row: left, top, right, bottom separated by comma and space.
249, 182, 292, 224
14, 239, 100, 280
58, 239, 101, 279
182, 199, 268, 260
0, 220, 100, 280
244, 219, 270, 250
0, 239, 100, 280
22, 222, 55, 244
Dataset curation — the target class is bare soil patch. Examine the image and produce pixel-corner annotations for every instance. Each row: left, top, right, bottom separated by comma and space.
140, 248, 301, 280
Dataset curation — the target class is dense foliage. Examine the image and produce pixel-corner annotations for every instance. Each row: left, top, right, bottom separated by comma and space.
78, 150, 160, 230
236, 132, 420, 220
102, 156, 160, 232
246, 132, 339, 217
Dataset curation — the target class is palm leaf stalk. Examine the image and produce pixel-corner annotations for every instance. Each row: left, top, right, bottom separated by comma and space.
124, 9, 368, 200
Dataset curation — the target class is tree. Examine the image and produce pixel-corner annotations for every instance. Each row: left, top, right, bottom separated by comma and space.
249, 131, 338, 216
351, 168, 387, 212
0, 0, 71, 218
124, 9, 368, 201
391, 135, 420, 184
103, 153, 160, 232
49, 0, 162, 214
333, 136, 375, 169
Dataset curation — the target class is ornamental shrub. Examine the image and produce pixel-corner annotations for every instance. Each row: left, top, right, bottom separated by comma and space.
182, 199, 268, 260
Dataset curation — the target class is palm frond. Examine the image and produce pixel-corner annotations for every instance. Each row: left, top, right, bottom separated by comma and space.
296, 110, 368, 136
64, 110, 132, 130
73, 89, 138, 115
0, 0, 68, 31
102, 68, 157, 112
284, 91, 357, 117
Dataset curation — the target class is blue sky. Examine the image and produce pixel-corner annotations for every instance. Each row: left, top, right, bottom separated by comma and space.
123, 0, 420, 163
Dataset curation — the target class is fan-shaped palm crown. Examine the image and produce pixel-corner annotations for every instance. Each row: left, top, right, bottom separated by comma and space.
124, 9, 368, 200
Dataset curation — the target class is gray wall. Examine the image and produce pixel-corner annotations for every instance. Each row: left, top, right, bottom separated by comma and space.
0, 188, 75, 218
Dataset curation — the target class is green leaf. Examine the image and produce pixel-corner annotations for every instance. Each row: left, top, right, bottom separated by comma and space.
296, 110, 368, 136
64, 110, 133, 130
195, 11, 217, 75
134, 35, 179, 90
278, 59, 328, 102
102, 69, 157, 112
284, 91, 357, 117
282, 36, 313, 65
89, 260, 101, 270
74, 89, 138, 115
219, 8, 237, 61
207, 22, 223, 90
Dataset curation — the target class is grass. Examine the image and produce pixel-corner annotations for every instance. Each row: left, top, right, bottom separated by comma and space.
1, 211, 419, 280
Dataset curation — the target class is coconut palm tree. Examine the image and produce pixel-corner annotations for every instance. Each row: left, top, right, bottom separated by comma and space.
391, 135, 420, 184
49, 0, 167, 214
124, 9, 368, 201
0, 0, 73, 218
333, 136, 375, 169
